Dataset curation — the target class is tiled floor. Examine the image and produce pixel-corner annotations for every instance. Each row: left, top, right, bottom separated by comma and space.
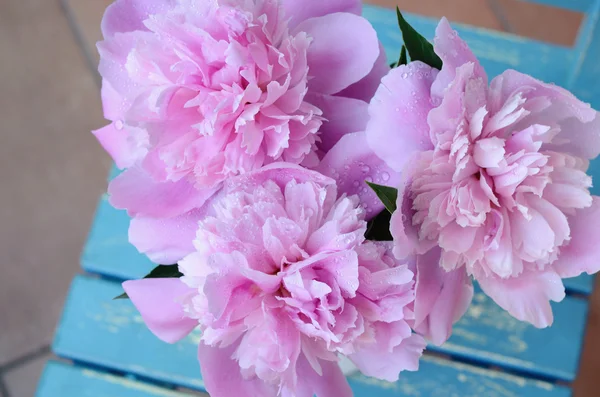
0, 0, 597, 396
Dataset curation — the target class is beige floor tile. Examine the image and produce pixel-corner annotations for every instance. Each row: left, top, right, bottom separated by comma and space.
0, 0, 110, 365
62, 0, 113, 66
366, 0, 505, 31
3, 353, 51, 397
494, 0, 583, 46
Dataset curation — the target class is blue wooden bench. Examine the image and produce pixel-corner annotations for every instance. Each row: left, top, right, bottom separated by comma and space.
37, 1, 600, 396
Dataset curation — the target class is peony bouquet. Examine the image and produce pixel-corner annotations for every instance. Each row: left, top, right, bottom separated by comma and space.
93, 1, 600, 396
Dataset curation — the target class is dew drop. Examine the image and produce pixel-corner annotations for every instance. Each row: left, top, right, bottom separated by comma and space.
115, 120, 124, 130
381, 172, 390, 182
365, 177, 373, 183
401, 72, 408, 79
352, 180, 360, 187
361, 165, 370, 173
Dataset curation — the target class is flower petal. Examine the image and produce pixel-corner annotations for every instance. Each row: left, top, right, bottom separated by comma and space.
366, 63, 438, 172
296, 13, 379, 96
293, 355, 353, 397
198, 343, 277, 397
101, 0, 174, 38
336, 43, 390, 103
317, 131, 401, 220
412, 248, 474, 346
108, 167, 218, 217
129, 210, 202, 264
93, 123, 135, 168
431, 17, 487, 99
490, 70, 600, 159
350, 323, 426, 382
553, 197, 600, 278
122, 278, 196, 343
281, 0, 362, 29
478, 269, 565, 328
306, 93, 369, 152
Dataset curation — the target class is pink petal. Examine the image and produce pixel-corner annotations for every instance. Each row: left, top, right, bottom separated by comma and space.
296, 13, 380, 96
431, 18, 487, 99
93, 123, 135, 169
553, 197, 600, 278
101, 80, 129, 120
198, 343, 277, 397
478, 269, 566, 328
108, 167, 219, 217
390, 172, 424, 259
412, 248, 474, 346
122, 278, 197, 343
366, 63, 438, 172
293, 355, 353, 397
316, 132, 401, 220
306, 93, 369, 152
129, 210, 202, 264
336, 43, 390, 103
224, 163, 336, 197
281, 0, 362, 29
350, 323, 426, 382
101, 0, 174, 38
491, 70, 600, 159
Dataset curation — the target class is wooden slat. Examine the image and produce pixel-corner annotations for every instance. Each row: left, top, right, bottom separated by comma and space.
82, 197, 155, 281
363, 6, 574, 84
36, 361, 196, 397
54, 275, 581, 391
430, 287, 588, 381
82, 196, 595, 295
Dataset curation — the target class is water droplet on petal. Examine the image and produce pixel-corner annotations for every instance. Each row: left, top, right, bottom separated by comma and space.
381, 172, 390, 182
353, 181, 360, 187
361, 165, 370, 173
401, 72, 408, 79
115, 120, 124, 130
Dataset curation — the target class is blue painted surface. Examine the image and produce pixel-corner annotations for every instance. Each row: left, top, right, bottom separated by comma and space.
81, 197, 155, 280
431, 287, 588, 381
36, 362, 192, 397
54, 275, 583, 393
349, 356, 571, 397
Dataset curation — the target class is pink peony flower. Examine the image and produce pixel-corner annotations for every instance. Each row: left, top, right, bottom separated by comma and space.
122, 165, 425, 397
366, 18, 600, 336
94, 0, 389, 263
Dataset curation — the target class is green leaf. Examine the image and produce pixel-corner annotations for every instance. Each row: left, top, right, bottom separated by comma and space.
365, 210, 393, 241
396, 8, 443, 70
367, 182, 398, 214
113, 264, 182, 300
143, 264, 183, 279
398, 45, 408, 66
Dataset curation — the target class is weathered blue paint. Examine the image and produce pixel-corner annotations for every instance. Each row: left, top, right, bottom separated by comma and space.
348, 355, 571, 397
81, 197, 155, 280
54, 275, 583, 393
36, 362, 196, 397
429, 286, 588, 381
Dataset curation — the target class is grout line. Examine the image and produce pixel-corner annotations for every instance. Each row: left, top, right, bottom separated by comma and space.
0, 376, 10, 397
487, 0, 516, 33
58, 0, 102, 88
0, 345, 51, 374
